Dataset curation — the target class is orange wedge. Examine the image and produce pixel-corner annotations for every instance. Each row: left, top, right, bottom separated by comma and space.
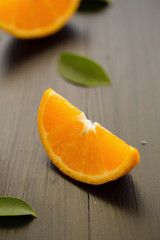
0, 0, 80, 39
38, 89, 140, 185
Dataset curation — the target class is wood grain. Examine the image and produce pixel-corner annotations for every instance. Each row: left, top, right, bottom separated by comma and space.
0, 0, 160, 239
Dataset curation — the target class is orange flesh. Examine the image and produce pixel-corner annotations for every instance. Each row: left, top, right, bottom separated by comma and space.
46, 120, 135, 175
0, 0, 80, 38
43, 93, 82, 132
39, 89, 140, 178
0, 0, 72, 30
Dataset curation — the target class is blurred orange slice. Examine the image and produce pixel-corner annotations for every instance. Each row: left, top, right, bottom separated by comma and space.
0, 0, 80, 39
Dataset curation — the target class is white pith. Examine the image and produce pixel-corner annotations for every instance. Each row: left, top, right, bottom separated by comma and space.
81, 119, 98, 134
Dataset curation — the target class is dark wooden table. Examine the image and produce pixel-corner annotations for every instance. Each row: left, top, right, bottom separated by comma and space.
0, 0, 160, 239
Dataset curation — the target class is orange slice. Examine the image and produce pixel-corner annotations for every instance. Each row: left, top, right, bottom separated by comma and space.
0, 0, 80, 39
38, 89, 140, 185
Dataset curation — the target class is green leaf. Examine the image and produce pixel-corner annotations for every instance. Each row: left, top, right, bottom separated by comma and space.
58, 53, 111, 86
0, 197, 36, 217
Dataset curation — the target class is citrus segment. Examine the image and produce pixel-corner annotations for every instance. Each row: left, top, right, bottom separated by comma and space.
47, 120, 84, 157
42, 89, 83, 132
0, 0, 81, 38
96, 125, 132, 171
38, 89, 140, 185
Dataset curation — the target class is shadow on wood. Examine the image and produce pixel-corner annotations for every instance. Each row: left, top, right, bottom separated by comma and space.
49, 160, 143, 215
2, 25, 84, 73
87, 175, 142, 214
0, 216, 34, 229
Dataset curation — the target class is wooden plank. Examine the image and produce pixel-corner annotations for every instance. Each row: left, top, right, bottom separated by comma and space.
87, 0, 160, 239
0, 22, 89, 240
